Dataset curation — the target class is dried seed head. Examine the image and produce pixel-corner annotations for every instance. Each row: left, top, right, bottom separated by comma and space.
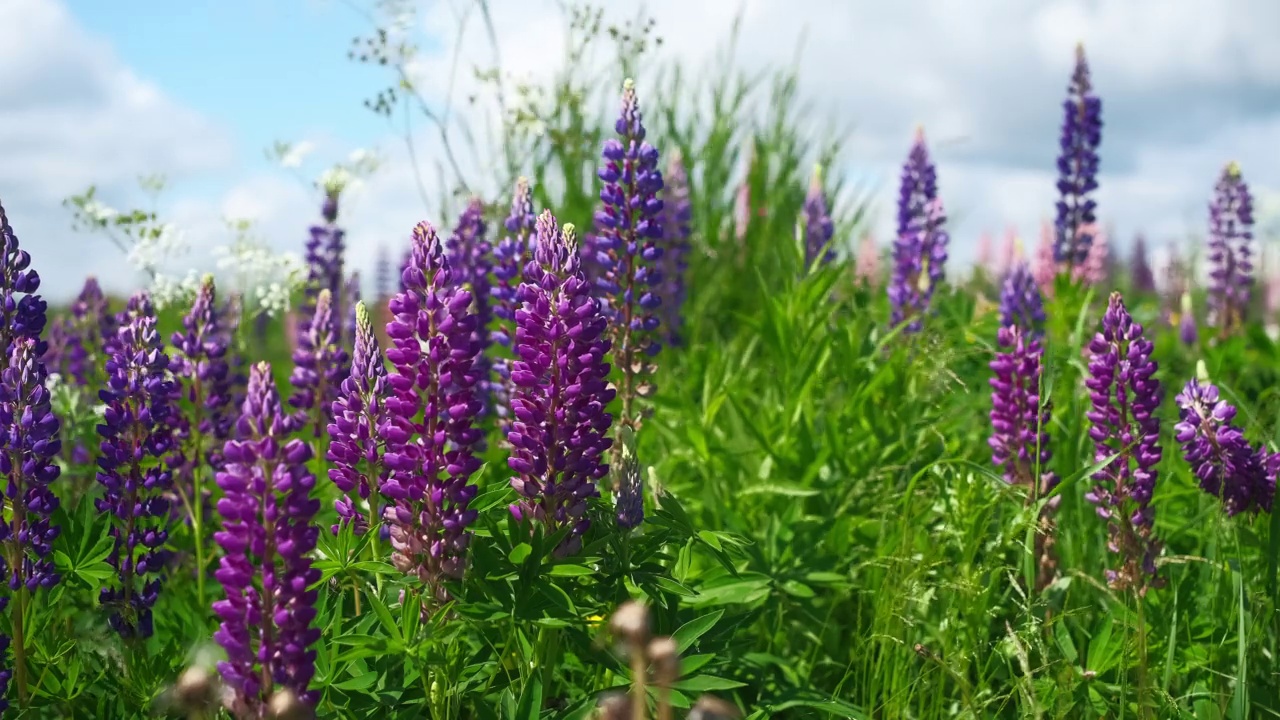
689, 695, 743, 720
610, 600, 650, 645
648, 636, 679, 683
268, 688, 314, 720
595, 692, 632, 720
174, 665, 218, 710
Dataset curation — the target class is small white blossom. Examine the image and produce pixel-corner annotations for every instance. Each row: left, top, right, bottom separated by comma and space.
280, 140, 316, 169
82, 200, 119, 223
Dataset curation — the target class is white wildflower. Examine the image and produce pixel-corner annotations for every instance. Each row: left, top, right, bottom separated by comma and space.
318, 166, 355, 196
82, 199, 119, 224
280, 140, 316, 169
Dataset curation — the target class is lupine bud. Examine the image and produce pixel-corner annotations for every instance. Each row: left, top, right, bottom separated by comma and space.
889, 128, 948, 333
1053, 43, 1103, 271
1207, 161, 1254, 333
801, 164, 835, 270
660, 152, 692, 347
326, 303, 389, 534
213, 363, 321, 715
593, 79, 665, 430
1084, 292, 1162, 595
96, 292, 180, 637
1174, 379, 1275, 515
508, 214, 615, 555
381, 222, 483, 599
287, 289, 348, 440
998, 263, 1046, 337
1130, 234, 1155, 293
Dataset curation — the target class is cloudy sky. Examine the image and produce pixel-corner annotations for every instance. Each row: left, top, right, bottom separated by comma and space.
3, 0, 1279, 302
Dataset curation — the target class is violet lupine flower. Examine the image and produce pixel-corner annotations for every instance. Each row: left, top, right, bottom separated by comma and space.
989, 326, 1054, 488
660, 152, 692, 347
381, 222, 483, 600
1174, 379, 1275, 515
375, 245, 392, 303
1084, 292, 1163, 595
508, 213, 615, 555
615, 448, 643, 531
998, 262, 1046, 337
43, 317, 71, 380
491, 178, 538, 429
213, 362, 321, 714
1053, 43, 1103, 271
96, 292, 180, 638
64, 276, 115, 387
220, 294, 249, 445
1130, 234, 1155, 293
1207, 162, 1255, 333
0, 202, 49, 360
170, 276, 232, 466
287, 289, 349, 440
326, 303, 389, 535
802, 165, 835, 270
889, 129, 948, 333
342, 272, 361, 352
445, 198, 495, 418
300, 191, 346, 336
594, 78, 665, 427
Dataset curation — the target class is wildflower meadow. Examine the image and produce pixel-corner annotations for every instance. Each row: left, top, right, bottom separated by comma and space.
3, 6, 1280, 720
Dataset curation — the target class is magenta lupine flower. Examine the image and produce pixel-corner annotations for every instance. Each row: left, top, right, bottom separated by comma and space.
381, 222, 483, 599
287, 289, 349, 440
889, 128, 948, 333
1175, 379, 1275, 515
989, 325, 1055, 488
854, 233, 880, 288
213, 362, 321, 714
802, 165, 835, 270
508, 212, 615, 554
660, 152, 692, 347
445, 198, 495, 417
1207, 162, 1254, 333
1084, 292, 1163, 594
1130, 234, 1155, 293
96, 292, 180, 638
593, 79, 665, 427
1053, 43, 1103, 271
326, 303, 389, 535
998, 262, 1046, 337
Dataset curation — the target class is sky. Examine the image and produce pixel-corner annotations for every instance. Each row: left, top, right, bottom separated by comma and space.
3, 0, 1280, 302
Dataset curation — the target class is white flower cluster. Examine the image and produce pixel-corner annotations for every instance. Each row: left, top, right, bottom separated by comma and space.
213, 221, 305, 318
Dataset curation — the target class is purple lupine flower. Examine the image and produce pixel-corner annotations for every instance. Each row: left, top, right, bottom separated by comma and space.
1053, 43, 1103, 271
170, 276, 232, 466
43, 317, 71, 380
508, 212, 615, 555
802, 164, 835, 270
989, 325, 1054, 489
491, 178, 538, 430
998, 262, 1046, 337
0, 202, 49, 360
300, 191, 346, 337
220, 293, 249, 450
889, 128, 948, 333
593, 78, 665, 430
615, 448, 643, 531
660, 152, 692, 347
287, 289, 349, 440
1207, 162, 1254, 333
375, 245, 392, 303
1084, 292, 1163, 595
1175, 379, 1275, 515
1179, 293, 1199, 346
326, 303, 389, 535
381, 222, 483, 600
96, 292, 180, 638
213, 362, 321, 714
445, 198, 495, 418
341, 272, 361, 352
1130, 234, 1155, 293
64, 276, 115, 387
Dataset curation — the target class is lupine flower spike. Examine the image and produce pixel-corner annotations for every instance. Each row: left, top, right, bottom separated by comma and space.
342, 272, 361, 350
508, 213, 615, 555
446, 198, 495, 418
1053, 42, 1103, 273
889, 127, 948, 333
1130, 234, 1155, 293
327, 303, 390, 535
63, 276, 116, 388
1174, 379, 1276, 515
381, 222, 483, 601
998, 262, 1046, 338
300, 191, 345, 336
1084, 292, 1163, 595
213, 362, 321, 715
801, 164, 835, 271
491, 178, 538, 432
660, 151, 692, 346
594, 78, 665, 435
287, 289, 348, 441
97, 292, 180, 638
171, 276, 232, 470
1207, 161, 1254, 334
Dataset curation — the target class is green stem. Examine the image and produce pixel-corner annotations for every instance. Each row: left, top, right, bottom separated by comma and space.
1135, 591, 1151, 719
